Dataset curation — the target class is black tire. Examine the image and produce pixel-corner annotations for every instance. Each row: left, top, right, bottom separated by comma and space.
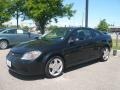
45, 56, 64, 78
0, 40, 8, 49
100, 47, 110, 62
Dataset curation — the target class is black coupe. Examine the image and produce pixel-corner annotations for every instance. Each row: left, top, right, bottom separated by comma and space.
6, 27, 112, 78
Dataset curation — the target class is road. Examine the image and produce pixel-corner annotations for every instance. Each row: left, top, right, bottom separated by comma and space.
0, 49, 120, 90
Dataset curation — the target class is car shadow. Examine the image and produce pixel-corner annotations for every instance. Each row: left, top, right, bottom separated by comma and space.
9, 59, 100, 81
8, 45, 13, 48
9, 70, 45, 81
64, 59, 99, 73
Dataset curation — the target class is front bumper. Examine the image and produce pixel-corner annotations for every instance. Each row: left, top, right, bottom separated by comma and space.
6, 52, 45, 76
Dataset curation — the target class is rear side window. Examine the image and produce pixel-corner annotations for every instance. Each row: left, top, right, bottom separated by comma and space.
92, 30, 101, 38
17, 30, 24, 34
23, 30, 29, 34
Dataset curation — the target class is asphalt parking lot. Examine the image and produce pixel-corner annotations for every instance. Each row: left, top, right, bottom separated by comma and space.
0, 49, 120, 90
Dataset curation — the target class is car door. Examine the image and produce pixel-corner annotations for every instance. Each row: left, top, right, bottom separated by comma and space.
76, 29, 94, 62
81, 29, 99, 61
64, 29, 93, 66
90, 30, 103, 59
16, 30, 30, 43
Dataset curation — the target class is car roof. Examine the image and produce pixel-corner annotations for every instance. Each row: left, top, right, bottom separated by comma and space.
63, 27, 103, 34
5, 28, 17, 30
62, 27, 95, 31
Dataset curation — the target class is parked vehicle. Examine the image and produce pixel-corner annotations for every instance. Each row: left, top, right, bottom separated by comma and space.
0, 28, 39, 49
6, 27, 112, 78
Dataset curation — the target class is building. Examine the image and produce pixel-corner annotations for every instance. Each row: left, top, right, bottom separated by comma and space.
109, 28, 120, 32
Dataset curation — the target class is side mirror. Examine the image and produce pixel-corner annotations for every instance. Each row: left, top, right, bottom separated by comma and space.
35, 37, 39, 40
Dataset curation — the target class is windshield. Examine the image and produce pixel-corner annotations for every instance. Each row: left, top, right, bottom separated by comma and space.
42, 29, 68, 40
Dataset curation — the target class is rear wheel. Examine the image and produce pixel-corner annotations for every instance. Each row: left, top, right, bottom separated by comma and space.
0, 40, 8, 49
100, 47, 110, 61
45, 56, 64, 78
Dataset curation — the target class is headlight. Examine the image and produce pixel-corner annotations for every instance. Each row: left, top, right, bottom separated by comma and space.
21, 51, 42, 61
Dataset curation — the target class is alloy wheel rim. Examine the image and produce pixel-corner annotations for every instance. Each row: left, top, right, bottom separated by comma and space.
103, 48, 110, 60
0, 41, 7, 49
49, 58, 63, 76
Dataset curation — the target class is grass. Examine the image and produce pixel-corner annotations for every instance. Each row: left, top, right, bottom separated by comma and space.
112, 39, 120, 50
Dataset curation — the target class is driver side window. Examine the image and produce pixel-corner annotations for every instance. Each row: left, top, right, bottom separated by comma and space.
77, 30, 86, 41
70, 29, 92, 42
70, 30, 86, 42
3, 29, 17, 34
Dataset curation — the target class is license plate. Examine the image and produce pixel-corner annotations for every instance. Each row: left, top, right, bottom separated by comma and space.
6, 60, 11, 67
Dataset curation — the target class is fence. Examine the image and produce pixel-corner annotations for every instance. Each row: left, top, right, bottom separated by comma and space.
111, 32, 120, 50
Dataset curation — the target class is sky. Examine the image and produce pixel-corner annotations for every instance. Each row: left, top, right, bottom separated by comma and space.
51, 0, 120, 27
6, 0, 120, 28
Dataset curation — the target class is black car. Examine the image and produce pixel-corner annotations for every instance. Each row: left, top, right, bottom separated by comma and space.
6, 27, 112, 78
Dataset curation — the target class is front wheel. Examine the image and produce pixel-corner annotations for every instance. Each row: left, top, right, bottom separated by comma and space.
45, 56, 64, 78
100, 47, 110, 61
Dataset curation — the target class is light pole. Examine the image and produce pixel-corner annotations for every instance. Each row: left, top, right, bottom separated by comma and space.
85, 0, 89, 27
82, 12, 84, 27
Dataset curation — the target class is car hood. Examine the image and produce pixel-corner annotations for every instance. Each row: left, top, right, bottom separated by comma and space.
11, 39, 60, 54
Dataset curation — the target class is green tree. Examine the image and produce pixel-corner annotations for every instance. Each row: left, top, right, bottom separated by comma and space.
97, 19, 109, 32
23, 0, 75, 34
8, 0, 25, 28
0, 0, 11, 27
22, 26, 29, 31
48, 25, 59, 31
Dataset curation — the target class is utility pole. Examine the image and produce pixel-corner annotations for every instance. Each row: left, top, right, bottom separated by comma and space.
16, 9, 19, 28
85, 0, 89, 27
82, 12, 84, 27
